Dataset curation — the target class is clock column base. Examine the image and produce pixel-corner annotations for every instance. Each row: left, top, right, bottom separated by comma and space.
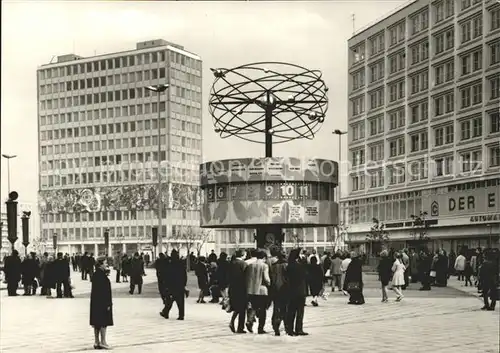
255, 225, 284, 251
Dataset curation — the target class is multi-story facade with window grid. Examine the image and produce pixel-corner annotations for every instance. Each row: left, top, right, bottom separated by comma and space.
344, 0, 500, 253
37, 39, 205, 256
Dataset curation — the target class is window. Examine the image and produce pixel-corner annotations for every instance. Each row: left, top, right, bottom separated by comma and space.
389, 22, 405, 45
472, 83, 482, 105
435, 61, 455, 85
461, 120, 471, 140
461, 21, 471, 43
435, 28, 454, 54
351, 96, 365, 116
410, 100, 429, 123
490, 111, 500, 133
389, 137, 405, 157
463, 50, 483, 77
369, 143, 384, 161
491, 7, 500, 31
369, 170, 385, 188
490, 146, 500, 167
388, 166, 405, 185
410, 160, 428, 181
369, 115, 384, 136
389, 109, 406, 130
434, 156, 454, 176
460, 85, 473, 108
410, 71, 429, 94
434, 92, 454, 116
473, 16, 482, 39
461, 0, 471, 10
351, 122, 365, 141
389, 81, 405, 102
445, 125, 454, 144
411, 41, 429, 64
410, 132, 428, 152
460, 150, 482, 172
461, 116, 482, 140
369, 89, 384, 110
489, 75, 500, 100
490, 41, 500, 65
369, 33, 385, 56
435, 127, 444, 146
435, 0, 454, 23
351, 149, 365, 166
435, 1, 445, 23
389, 51, 406, 74
352, 69, 365, 90
472, 116, 482, 137
351, 175, 365, 191
369, 61, 384, 83
351, 43, 365, 64
411, 10, 429, 35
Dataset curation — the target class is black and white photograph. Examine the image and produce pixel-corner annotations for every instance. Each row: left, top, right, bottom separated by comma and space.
1, 0, 499, 352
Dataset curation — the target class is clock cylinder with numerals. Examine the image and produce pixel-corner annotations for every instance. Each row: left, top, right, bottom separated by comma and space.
200, 157, 339, 228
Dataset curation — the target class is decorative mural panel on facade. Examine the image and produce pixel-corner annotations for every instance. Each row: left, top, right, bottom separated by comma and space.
38, 183, 200, 214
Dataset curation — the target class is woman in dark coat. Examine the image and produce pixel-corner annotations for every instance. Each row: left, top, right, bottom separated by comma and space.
435, 250, 448, 287
308, 256, 324, 306
343, 253, 365, 305
216, 252, 230, 299
44, 256, 57, 298
377, 250, 393, 302
194, 256, 209, 303
90, 257, 113, 350
121, 254, 130, 282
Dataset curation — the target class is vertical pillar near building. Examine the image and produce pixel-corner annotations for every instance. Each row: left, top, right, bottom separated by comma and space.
108, 241, 112, 257
122, 243, 127, 254
94, 243, 98, 256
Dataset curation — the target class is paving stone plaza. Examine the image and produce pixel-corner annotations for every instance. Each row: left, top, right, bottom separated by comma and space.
1, 270, 498, 353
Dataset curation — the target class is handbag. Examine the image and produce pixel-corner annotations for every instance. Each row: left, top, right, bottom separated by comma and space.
430, 271, 436, 278
221, 297, 232, 313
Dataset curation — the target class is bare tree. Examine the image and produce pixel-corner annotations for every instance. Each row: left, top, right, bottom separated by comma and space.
366, 218, 389, 255
195, 229, 213, 257
178, 226, 197, 254
286, 229, 303, 248
328, 222, 350, 252
31, 237, 47, 255
410, 211, 430, 248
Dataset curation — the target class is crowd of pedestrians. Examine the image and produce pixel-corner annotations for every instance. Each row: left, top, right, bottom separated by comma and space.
2, 244, 498, 350
1, 250, 152, 298
2, 250, 74, 298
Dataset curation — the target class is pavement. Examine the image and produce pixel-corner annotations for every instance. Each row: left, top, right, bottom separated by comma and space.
1, 271, 498, 353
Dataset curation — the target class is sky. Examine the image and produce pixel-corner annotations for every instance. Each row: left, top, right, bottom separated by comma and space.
1, 0, 408, 207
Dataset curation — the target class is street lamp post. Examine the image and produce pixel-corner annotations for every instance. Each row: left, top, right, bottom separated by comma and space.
332, 129, 347, 249
2, 154, 17, 193
145, 84, 169, 255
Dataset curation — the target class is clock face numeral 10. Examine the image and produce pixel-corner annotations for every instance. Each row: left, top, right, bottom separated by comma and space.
280, 184, 294, 197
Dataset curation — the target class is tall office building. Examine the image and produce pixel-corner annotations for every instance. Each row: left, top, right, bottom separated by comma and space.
37, 39, 203, 256
344, 0, 500, 252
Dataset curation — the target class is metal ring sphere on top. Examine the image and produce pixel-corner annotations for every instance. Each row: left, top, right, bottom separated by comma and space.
209, 62, 329, 144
